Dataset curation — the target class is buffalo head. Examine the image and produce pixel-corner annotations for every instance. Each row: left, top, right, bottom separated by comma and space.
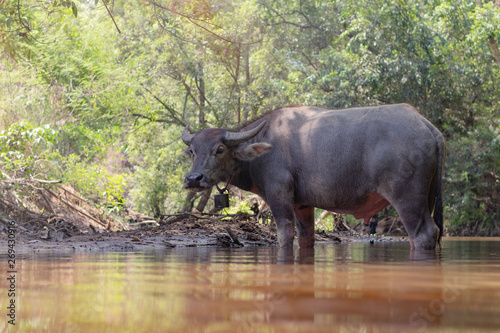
182, 121, 272, 191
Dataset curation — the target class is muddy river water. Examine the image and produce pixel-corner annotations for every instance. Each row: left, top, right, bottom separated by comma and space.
1, 238, 500, 332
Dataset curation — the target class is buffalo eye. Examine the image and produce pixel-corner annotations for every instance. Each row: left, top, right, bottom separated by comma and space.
215, 146, 225, 155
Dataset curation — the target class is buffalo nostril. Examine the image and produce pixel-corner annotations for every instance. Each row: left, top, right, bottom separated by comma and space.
186, 173, 204, 185
187, 173, 203, 181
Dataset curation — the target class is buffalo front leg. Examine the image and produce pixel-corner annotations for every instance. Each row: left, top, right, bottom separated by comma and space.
268, 203, 295, 248
294, 205, 315, 248
275, 216, 295, 248
264, 171, 296, 247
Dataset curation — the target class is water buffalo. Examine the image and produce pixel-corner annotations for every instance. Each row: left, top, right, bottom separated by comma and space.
182, 104, 445, 250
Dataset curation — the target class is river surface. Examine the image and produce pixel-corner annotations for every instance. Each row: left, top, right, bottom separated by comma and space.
1, 238, 500, 332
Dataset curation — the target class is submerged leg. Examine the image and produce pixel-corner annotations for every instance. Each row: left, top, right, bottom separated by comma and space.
294, 205, 315, 248
268, 201, 295, 248
274, 217, 295, 248
392, 195, 439, 251
369, 215, 379, 235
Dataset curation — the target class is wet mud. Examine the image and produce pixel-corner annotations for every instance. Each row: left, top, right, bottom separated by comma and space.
0, 212, 406, 252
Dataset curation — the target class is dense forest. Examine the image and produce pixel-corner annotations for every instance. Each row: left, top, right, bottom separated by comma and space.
1, 0, 499, 236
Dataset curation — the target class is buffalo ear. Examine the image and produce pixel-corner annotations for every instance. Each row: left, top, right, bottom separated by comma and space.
182, 148, 192, 158
234, 143, 272, 161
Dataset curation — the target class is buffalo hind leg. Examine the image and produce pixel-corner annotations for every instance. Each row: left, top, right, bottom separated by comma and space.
294, 205, 315, 248
392, 197, 439, 251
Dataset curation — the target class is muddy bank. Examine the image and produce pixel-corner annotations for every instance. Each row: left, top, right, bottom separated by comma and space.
0, 182, 408, 252
0, 212, 407, 252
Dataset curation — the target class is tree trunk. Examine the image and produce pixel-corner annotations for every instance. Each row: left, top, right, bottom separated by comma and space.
488, 36, 500, 68
476, 0, 500, 68
180, 188, 212, 213
235, 45, 241, 126
197, 62, 206, 127
243, 43, 252, 123
195, 188, 212, 212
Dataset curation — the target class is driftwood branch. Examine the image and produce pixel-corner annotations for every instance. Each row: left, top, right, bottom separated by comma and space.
1, 178, 62, 189
32, 179, 62, 184
225, 226, 243, 246
315, 210, 331, 224
0, 217, 29, 232
44, 188, 107, 227
134, 220, 160, 227
37, 189, 55, 214
174, 212, 253, 219
387, 218, 397, 235
59, 186, 89, 204
0, 196, 42, 216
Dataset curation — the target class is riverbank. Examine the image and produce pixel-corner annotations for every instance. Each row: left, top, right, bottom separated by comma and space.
0, 212, 406, 252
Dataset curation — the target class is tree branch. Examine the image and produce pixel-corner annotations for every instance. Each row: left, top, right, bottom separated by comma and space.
264, 6, 318, 30
101, 0, 121, 33
16, 0, 31, 36
131, 113, 172, 124
147, 0, 262, 45
140, 84, 186, 126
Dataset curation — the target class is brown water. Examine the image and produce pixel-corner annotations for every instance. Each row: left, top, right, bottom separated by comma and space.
1, 238, 500, 332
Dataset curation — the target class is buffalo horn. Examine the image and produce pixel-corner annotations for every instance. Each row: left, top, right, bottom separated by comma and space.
223, 121, 266, 146
181, 126, 195, 145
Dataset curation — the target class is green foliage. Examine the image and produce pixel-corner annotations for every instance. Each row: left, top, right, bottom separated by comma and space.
0, 0, 79, 59
127, 125, 187, 217
314, 210, 335, 232
220, 199, 254, 219
0, 121, 59, 178
1, 0, 500, 233
62, 154, 130, 211
445, 122, 500, 235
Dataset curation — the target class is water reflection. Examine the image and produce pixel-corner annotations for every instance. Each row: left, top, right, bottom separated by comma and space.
1, 239, 500, 332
